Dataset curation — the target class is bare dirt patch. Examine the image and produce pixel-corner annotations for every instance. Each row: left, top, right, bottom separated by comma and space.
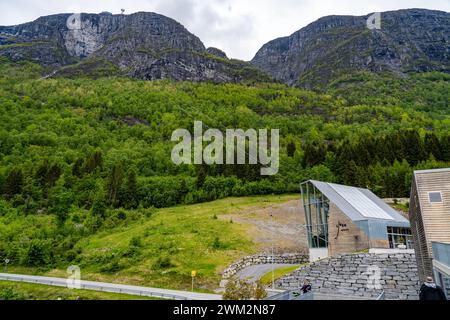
221, 200, 308, 254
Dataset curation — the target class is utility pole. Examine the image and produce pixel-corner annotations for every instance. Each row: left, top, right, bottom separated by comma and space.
270, 213, 275, 290
4, 259, 9, 272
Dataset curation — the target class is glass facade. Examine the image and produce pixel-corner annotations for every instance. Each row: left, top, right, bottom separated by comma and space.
433, 242, 450, 298
301, 181, 329, 249
436, 271, 450, 298
301, 180, 411, 253
387, 227, 413, 249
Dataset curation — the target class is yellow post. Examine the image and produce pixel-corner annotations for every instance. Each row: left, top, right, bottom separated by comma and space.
191, 270, 197, 292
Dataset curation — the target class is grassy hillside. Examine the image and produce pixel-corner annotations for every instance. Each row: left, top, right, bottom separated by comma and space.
4, 195, 298, 292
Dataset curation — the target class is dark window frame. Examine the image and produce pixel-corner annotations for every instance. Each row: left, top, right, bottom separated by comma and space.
387, 227, 413, 249
428, 191, 443, 204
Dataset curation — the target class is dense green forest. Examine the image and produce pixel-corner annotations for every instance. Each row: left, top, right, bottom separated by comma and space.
0, 57, 449, 270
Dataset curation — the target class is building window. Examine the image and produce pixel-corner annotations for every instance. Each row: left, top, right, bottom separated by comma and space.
387, 227, 413, 249
429, 192, 443, 204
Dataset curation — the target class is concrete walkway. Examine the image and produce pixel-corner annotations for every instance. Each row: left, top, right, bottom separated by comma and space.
0, 273, 222, 300
236, 264, 299, 282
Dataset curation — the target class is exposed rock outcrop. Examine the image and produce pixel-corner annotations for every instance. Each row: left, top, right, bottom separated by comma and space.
206, 47, 228, 59
0, 12, 270, 82
252, 9, 450, 88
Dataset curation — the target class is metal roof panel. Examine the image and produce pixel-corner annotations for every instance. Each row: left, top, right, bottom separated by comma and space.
309, 180, 408, 224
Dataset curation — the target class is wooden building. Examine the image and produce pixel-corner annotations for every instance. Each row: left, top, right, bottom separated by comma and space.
409, 168, 450, 282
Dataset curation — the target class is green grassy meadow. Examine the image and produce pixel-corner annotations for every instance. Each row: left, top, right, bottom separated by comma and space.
5, 194, 298, 293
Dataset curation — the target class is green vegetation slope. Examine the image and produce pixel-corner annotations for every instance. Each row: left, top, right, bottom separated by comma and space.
0, 59, 449, 291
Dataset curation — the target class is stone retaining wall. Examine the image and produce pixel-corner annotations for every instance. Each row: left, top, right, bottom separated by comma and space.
222, 253, 309, 279
276, 252, 420, 300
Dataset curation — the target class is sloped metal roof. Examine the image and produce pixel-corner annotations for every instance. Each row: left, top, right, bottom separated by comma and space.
309, 180, 409, 223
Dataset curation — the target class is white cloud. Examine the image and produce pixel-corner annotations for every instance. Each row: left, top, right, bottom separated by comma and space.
0, 0, 449, 60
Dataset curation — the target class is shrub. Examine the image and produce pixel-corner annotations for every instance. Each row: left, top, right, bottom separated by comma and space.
91, 196, 107, 218
223, 279, 267, 300
139, 177, 196, 208
20, 239, 54, 267
211, 237, 226, 250
100, 260, 124, 273
0, 287, 27, 300
129, 236, 142, 248
254, 281, 268, 300
152, 256, 175, 270
223, 279, 262, 300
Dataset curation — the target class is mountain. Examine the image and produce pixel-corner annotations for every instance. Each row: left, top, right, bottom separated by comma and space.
251, 9, 450, 88
2, 9, 449, 86
0, 12, 270, 82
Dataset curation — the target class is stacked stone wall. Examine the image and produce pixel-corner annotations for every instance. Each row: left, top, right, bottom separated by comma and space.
222, 253, 308, 279
277, 252, 420, 300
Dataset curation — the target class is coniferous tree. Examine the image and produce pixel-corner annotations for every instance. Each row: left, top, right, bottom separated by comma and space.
441, 135, 450, 161
390, 132, 406, 163
196, 165, 207, 189
91, 194, 107, 218
341, 160, 358, 186
424, 132, 442, 160
287, 141, 296, 157
72, 158, 84, 178
47, 164, 61, 188
35, 160, 50, 187
2, 168, 24, 199
35, 161, 61, 188
84, 151, 103, 174
125, 169, 138, 209
49, 184, 72, 227
178, 178, 189, 203
107, 163, 123, 206
303, 141, 327, 167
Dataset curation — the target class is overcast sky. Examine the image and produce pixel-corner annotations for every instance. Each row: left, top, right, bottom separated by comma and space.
1, 0, 449, 60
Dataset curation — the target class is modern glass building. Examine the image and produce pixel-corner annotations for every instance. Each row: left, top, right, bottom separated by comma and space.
432, 242, 450, 298
300, 180, 411, 261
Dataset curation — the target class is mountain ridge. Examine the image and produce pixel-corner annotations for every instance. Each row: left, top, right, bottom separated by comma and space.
1, 9, 449, 86
0, 11, 270, 82
251, 8, 450, 88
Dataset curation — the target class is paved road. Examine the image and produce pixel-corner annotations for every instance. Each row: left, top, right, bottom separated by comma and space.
0, 273, 222, 300
236, 264, 299, 282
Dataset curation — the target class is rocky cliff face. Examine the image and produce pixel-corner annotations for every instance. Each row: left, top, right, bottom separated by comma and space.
0, 12, 269, 82
2, 9, 448, 85
252, 9, 450, 88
